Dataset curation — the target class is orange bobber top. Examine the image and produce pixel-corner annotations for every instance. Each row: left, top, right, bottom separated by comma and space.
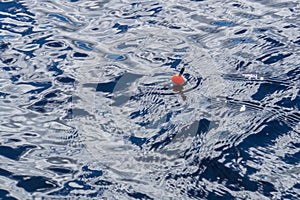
171, 74, 185, 85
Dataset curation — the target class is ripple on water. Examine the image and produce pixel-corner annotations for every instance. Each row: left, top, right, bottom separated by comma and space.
0, 0, 300, 199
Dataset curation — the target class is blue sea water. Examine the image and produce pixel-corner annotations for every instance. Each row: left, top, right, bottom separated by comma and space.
0, 0, 299, 199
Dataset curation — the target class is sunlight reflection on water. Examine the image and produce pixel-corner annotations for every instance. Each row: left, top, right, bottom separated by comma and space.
0, 0, 299, 199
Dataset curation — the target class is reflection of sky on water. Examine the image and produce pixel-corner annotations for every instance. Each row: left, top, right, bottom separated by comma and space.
0, 0, 299, 199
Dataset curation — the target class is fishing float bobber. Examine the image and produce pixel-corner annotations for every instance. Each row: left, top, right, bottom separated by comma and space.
171, 67, 185, 85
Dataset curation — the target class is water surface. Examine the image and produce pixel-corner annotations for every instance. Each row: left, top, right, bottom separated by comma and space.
0, 0, 299, 199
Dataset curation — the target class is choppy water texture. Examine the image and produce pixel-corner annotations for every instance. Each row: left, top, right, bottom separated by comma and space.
0, 0, 299, 199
